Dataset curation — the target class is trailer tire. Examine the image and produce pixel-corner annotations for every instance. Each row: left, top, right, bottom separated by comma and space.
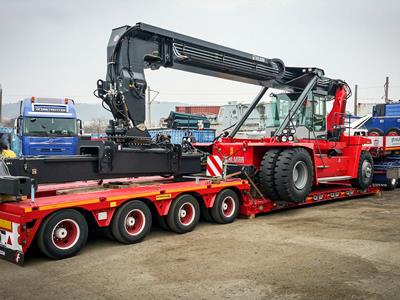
37, 209, 88, 259
351, 151, 373, 189
259, 149, 282, 200
274, 148, 314, 203
167, 194, 200, 234
368, 128, 384, 136
111, 201, 152, 244
386, 128, 400, 136
210, 189, 239, 224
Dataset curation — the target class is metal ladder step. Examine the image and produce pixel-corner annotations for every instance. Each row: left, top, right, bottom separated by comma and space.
318, 176, 352, 183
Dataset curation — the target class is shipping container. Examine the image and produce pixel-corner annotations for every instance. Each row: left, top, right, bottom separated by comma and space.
175, 106, 220, 115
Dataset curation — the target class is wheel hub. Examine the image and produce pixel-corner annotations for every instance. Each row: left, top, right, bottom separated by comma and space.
179, 203, 195, 225
126, 216, 136, 226
55, 227, 68, 239
293, 161, 308, 190
180, 209, 187, 218
124, 209, 146, 236
51, 219, 80, 250
362, 160, 372, 178
221, 196, 235, 218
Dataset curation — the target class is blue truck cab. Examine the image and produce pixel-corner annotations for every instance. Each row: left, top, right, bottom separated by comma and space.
15, 97, 80, 156
365, 103, 400, 136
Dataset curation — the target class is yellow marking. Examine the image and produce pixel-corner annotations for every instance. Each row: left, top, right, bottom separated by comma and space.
0, 219, 12, 231
156, 194, 172, 201
110, 202, 117, 207
39, 199, 99, 211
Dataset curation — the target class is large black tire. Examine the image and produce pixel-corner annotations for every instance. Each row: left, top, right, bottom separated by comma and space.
37, 209, 88, 259
259, 149, 282, 200
111, 201, 152, 244
351, 151, 373, 189
167, 194, 200, 234
274, 148, 314, 203
210, 189, 239, 224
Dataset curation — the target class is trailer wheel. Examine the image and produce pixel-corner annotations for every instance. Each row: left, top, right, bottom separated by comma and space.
210, 189, 239, 224
386, 128, 400, 136
274, 148, 314, 203
37, 209, 88, 259
259, 149, 282, 200
368, 128, 384, 136
111, 201, 152, 244
351, 151, 373, 189
386, 178, 397, 190
167, 194, 200, 234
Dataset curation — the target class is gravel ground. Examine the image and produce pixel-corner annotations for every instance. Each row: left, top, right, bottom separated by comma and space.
1, 190, 400, 300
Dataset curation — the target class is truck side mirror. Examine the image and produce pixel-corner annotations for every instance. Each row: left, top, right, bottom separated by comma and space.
77, 119, 84, 135
15, 117, 23, 136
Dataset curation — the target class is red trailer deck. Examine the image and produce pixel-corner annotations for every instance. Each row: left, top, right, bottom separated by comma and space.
0, 176, 378, 265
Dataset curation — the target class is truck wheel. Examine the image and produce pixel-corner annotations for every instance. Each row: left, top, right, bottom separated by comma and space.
111, 201, 152, 244
259, 149, 282, 200
351, 151, 373, 189
37, 209, 88, 259
368, 128, 384, 136
386, 178, 397, 190
210, 189, 239, 224
274, 148, 314, 203
386, 128, 400, 136
167, 194, 200, 234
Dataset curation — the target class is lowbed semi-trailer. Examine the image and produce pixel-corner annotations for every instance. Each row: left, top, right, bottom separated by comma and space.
0, 175, 378, 265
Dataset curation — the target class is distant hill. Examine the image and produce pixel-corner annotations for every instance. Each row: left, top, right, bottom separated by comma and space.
1, 101, 188, 122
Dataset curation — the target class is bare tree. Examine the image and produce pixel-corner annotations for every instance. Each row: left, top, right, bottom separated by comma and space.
84, 117, 108, 135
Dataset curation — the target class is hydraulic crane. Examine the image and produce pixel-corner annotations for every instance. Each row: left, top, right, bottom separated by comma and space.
2, 23, 373, 203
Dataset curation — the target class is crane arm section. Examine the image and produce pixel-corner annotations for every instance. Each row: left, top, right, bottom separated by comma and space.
96, 22, 345, 137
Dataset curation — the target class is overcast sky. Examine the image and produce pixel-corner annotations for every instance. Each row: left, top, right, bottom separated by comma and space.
1, 0, 399, 110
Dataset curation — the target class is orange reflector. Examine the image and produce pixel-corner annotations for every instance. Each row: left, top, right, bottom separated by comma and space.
31, 96, 35, 103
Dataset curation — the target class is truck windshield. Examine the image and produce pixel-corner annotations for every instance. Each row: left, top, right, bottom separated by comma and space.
23, 117, 77, 136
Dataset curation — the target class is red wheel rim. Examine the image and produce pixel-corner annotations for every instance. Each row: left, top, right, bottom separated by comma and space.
387, 131, 399, 136
178, 202, 195, 226
51, 219, 80, 250
221, 196, 235, 218
124, 209, 146, 236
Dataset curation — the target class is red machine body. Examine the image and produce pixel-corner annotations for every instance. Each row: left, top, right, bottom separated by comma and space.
213, 85, 371, 185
